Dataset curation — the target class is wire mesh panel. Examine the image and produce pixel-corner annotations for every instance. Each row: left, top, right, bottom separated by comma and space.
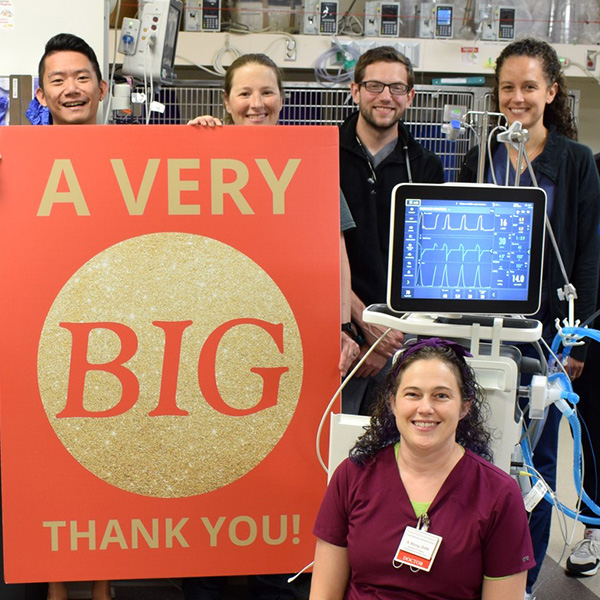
133, 82, 494, 181
406, 88, 478, 181
133, 85, 225, 124
280, 87, 354, 125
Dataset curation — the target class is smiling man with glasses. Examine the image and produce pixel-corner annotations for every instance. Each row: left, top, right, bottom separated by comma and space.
358, 80, 412, 96
340, 46, 445, 417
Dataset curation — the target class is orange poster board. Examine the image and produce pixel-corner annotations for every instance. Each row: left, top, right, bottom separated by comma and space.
0, 124, 340, 583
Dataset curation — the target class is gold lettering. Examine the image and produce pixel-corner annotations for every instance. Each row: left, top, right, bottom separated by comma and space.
37, 159, 90, 216
201, 516, 226, 547
111, 159, 160, 216
43, 521, 66, 551
70, 520, 96, 551
262, 515, 287, 545
229, 516, 257, 546
99, 519, 128, 550
255, 159, 301, 214
211, 159, 252, 215
131, 518, 160, 549
168, 159, 200, 215
165, 517, 190, 548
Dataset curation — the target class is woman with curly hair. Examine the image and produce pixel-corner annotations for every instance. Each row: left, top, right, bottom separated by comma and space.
310, 338, 534, 600
461, 38, 598, 374
460, 38, 600, 596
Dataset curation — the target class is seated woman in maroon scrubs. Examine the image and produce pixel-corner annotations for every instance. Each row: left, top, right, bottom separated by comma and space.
310, 338, 534, 600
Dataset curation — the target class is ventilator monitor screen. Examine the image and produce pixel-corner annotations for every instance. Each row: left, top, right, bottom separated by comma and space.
388, 183, 546, 315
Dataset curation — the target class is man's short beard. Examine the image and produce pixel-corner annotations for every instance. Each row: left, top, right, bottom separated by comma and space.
359, 105, 401, 132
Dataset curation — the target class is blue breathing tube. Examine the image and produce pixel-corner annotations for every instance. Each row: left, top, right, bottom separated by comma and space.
551, 326, 600, 358
521, 327, 600, 524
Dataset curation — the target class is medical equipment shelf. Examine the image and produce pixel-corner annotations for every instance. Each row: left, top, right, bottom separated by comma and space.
109, 30, 600, 78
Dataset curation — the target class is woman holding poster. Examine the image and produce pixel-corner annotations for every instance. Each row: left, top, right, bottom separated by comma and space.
310, 338, 534, 600
188, 53, 359, 382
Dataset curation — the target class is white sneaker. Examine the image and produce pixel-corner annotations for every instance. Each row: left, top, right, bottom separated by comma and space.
524, 593, 535, 600
566, 528, 600, 576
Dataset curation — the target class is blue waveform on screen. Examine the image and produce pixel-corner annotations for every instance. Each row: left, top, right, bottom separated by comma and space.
416, 242, 493, 288
401, 202, 535, 301
415, 210, 496, 289
420, 212, 495, 233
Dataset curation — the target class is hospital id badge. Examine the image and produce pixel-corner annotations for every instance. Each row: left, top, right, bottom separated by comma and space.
392, 526, 442, 572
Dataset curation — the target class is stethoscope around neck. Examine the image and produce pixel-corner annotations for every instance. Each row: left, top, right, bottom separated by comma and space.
355, 133, 414, 186
404, 142, 413, 183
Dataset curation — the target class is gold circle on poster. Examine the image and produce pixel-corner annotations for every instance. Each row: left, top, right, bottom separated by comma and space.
38, 233, 303, 498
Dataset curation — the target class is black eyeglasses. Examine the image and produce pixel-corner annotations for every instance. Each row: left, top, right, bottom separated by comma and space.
358, 80, 412, 96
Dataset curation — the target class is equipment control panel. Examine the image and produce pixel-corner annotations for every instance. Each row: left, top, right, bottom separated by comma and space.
319, 0, 338, 34
434, 4, 453, 38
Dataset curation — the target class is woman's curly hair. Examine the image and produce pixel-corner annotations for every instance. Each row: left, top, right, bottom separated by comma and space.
349, 339, 493, 465
492, 37, 577, 140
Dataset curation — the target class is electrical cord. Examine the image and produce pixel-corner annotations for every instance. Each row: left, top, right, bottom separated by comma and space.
143, 41, 152, 124
513, 146, 572, 291
580, 306, 600, 329
261, 31, 298, 57
175, 54, 225, 77
148, 65, 155, 125
315, 328, 392, 473
486, 124, 507, 186
178, 30, 297, 78
521, 459, 573, 547
559, 57, 600, 87
463, 121, 479, 146
540, 337, 568, 378
488, 123, 573, 294
213, 33, 242, 75
338, 14, 364, 36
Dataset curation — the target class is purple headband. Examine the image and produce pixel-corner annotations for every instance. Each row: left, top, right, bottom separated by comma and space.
393, 337, 472, 368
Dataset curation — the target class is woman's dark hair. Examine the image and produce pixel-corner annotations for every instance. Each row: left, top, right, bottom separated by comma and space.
350, 338, 493, 465
493, 37, 577, 140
